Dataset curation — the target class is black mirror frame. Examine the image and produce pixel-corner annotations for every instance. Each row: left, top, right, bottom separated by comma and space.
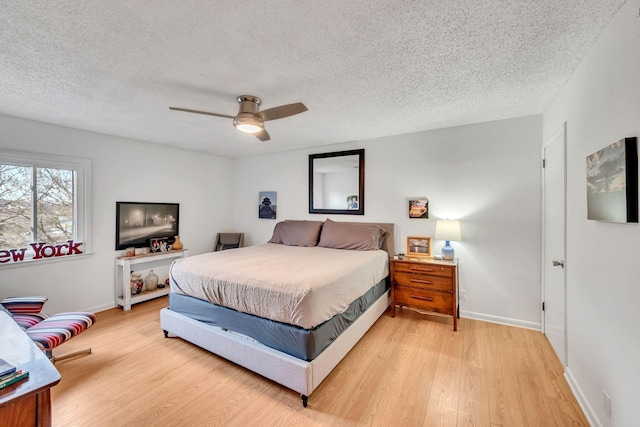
308, 148, 365, 215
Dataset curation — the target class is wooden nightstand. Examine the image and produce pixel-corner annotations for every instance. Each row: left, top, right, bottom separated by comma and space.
390, 258, 458, 331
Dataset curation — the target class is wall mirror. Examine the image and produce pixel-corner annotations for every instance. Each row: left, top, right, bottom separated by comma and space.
309, 149, 364, 215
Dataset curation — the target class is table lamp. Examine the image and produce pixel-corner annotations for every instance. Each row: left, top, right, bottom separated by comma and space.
435, 220, 461, 260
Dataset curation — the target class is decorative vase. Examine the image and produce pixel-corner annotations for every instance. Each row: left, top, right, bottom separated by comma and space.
144, 270, 159, 292
172, 235, 183, 251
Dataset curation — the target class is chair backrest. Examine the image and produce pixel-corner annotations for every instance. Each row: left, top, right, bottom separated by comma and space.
213, 233, 244, 251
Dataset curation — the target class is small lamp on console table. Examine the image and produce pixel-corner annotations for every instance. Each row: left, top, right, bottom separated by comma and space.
435, 220, 461, 261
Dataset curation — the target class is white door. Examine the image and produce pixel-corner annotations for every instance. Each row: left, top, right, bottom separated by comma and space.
543, 124, 567, 366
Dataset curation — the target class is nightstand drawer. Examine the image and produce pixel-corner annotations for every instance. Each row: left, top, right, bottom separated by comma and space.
392, 262, 453, 278
393, 271, 453, 292
393, 287, 453, 315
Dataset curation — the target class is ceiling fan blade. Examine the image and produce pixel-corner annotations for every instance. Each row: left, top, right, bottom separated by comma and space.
169, 107, 234, 119
257, 102, 308, 122
255, 128, 271, 142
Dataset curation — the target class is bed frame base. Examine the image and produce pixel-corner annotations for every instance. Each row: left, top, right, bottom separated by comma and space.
160, 290, 390, 406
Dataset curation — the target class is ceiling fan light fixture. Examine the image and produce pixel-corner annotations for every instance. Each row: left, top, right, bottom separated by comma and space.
170, 95, 306, 142
233, 113, 264, 134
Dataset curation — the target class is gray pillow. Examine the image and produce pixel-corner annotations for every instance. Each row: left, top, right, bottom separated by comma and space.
268, 220, 324, 247
317, 219, 385, 250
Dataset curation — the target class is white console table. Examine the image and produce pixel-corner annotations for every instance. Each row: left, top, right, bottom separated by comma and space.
115, 249, 188, 310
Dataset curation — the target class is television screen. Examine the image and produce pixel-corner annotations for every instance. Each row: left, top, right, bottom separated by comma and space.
115, 202, 179, 250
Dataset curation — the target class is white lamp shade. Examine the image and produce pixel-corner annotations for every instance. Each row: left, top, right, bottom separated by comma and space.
435, 220, 461, 241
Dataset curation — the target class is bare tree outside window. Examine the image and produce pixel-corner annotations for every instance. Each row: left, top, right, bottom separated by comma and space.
37, 167, 74, 243
0, 163, 74, 249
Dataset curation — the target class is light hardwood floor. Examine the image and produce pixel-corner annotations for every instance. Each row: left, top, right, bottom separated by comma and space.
50, 297, 588, 426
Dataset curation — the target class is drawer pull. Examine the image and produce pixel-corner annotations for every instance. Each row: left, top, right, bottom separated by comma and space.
410, 267, 434, 272
410, 295, 434, 301
410, 278, 433, 285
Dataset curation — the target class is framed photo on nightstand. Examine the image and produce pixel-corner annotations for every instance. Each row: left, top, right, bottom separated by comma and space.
406, 236, 431, 258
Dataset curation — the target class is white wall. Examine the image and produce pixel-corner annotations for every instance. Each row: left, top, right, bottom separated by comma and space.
232, 115, 543, 328
322, 170, 359, 209
543, 1, 640, 426
0, 114, 234, 314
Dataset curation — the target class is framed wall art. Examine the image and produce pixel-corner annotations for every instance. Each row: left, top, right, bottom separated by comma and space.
406, 236, 432, 258
586, 137, 638, 223
115, 202, 179, 250
347, 195, 359, 210
259, 191, 277, 219
409, 199, 429, 219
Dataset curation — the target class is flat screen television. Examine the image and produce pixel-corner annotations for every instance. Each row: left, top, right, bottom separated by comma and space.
115, 202, 179, 250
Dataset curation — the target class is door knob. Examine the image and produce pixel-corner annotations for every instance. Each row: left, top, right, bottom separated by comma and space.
552, 260, 564, 268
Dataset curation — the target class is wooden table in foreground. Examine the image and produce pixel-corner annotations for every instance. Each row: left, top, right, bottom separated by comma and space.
0, 311, 61, 427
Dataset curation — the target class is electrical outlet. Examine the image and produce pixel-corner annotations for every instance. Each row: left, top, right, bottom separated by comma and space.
603, 390, 611, 418
460, 290, 468, 300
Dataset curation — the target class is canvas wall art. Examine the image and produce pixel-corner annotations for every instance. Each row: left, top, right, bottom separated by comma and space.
409, 199, 429, 219
115, 202, 179, 249
259, 191, 277, 219
586, 137, 638, 223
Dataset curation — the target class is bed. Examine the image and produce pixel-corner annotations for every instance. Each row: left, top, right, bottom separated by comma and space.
160, 219, 395, 407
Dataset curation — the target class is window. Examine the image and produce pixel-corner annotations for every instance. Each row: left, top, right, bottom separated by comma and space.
0, 149, 91, 263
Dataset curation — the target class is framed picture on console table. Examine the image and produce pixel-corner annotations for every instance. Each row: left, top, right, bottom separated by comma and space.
406, 236, 431, 258
150, 237, 169, 253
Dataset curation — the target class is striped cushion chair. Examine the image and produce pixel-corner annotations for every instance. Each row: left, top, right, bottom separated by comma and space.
1, 296, 96, 363
1, 296, 49, 329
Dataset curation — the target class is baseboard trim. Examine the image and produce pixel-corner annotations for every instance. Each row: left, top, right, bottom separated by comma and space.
460, 310, 541, 331
87, 302, 118, 314
565, 367, 601, 427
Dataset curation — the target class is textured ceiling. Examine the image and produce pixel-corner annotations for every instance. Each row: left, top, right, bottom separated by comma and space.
0, 1, 627, 158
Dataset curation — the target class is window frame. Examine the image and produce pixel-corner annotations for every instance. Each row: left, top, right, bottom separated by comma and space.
0, 149, 92, 263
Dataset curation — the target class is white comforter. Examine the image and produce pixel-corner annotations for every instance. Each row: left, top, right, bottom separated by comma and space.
169, 243, 389, 329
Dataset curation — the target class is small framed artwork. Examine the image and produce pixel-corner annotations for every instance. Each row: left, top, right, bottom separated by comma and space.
409, 199, 429, 219
586, 137, 638, 223
406, 236, 432, 258
259, 191, 277, 219
347, 195, 359, 210
150, 237, 169, 253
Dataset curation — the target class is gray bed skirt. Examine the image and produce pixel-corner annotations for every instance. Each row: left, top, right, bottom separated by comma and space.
167, 277, 389, 361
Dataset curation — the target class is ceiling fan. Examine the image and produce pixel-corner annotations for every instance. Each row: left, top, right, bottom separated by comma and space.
169, 95, 308, 142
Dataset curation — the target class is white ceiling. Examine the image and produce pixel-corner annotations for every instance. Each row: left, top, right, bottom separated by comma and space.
0, 1, 627, 158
